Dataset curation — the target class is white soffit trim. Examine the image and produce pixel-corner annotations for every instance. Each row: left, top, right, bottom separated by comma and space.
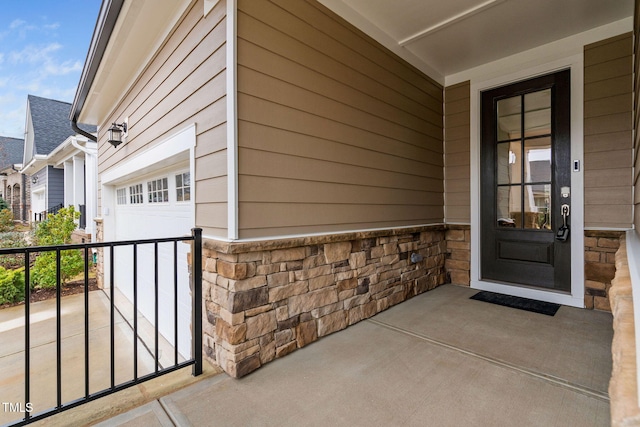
227, 0, 239, 240
80, 0, 192, 124
446, 16, 632, 86
102, 124, 196, 185
399, 0, 504, 46
317, 0, 444, 85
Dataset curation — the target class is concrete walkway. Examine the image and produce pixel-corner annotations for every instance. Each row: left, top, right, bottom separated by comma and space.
86, 284, 612, 427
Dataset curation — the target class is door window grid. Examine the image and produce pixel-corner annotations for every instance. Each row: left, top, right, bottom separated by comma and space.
495, 89, 552, 230
148, 178, 169, 203
175, 172, 190, 202
129, 183, 144, 204
116, 188, 127, 205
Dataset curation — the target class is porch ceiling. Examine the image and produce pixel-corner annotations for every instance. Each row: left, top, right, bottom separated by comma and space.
319, 0, 634, 83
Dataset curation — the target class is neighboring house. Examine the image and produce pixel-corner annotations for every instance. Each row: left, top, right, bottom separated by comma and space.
0, 136, 28, 221
70, 0, 638, 403
21, 95, 98, 240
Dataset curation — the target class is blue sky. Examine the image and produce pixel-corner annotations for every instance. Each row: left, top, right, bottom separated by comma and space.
0, 0, 101, 139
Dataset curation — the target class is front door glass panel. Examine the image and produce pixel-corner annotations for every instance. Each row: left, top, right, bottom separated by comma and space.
495, 89, 552, 229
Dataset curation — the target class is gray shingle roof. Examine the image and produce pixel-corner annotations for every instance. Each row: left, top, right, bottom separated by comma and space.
28, 95, 96, 156
0, 136, 25, 170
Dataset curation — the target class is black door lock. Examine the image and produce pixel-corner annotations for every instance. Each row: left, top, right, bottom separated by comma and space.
556, 204, 570, 241
556, 225, 569, 241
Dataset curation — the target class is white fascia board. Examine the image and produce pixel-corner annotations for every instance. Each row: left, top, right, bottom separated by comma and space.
21, 155, 48, 173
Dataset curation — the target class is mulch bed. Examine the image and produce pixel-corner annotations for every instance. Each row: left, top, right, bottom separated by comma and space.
0, 278, 99, 310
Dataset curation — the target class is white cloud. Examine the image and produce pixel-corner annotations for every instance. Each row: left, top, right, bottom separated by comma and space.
8, 43, 62, 64
43, 59, 82, 76
9, 19, 26, 29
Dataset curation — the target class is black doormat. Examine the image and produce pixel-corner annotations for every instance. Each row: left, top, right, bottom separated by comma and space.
470, 291, 561, 316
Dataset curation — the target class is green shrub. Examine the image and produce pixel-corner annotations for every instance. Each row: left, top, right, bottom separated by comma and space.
0, 209, 13, 232
0, 266, 25, 305
34, 206, 79, 245
31, 206, 84, 289
0, 197, 8, 210
31, 251, 84, 289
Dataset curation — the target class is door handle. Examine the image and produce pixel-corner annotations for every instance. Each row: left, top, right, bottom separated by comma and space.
556, 204, 570, 241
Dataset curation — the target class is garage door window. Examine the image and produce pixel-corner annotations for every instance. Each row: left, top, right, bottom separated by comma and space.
116, 188, 127, 205
148, 178, 169, 203
130, 184, 144, 204
175, 172, 190, 202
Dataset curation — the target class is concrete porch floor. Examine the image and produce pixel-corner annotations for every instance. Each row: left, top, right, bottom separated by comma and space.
77, 284, 613, 427
17, 285, 612, 427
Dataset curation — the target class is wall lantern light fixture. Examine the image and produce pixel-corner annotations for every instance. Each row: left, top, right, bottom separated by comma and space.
31, 176, 38, 184
107, 122, 127, 148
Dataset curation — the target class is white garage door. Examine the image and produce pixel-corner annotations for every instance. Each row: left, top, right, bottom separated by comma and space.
112, 166, 193, 360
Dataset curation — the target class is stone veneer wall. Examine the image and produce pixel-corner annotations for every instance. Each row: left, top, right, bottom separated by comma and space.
445, 225, 471, 286
585, 230, 624, 311
608, 235, 640, 426
202, 226, 447, 378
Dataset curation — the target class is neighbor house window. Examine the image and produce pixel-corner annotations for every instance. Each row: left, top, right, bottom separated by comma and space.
175, 172, 190, 202
148, 178, 169, 203
129, 184, 143, 204
116, 188, 127, 205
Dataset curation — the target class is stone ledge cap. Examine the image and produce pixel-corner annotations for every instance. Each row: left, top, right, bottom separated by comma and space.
203, 224, 447, 254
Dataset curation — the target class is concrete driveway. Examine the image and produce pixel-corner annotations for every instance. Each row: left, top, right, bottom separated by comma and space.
91, 284, 612, 427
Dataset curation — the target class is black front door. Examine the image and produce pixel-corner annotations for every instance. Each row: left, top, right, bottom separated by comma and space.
480, 70, 571, 291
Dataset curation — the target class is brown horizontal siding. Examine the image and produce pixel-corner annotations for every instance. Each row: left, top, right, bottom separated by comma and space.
95, 0, 228, 238
585, 94, 632, 118
239, 148, 442, 193
585, 131, 633, 153
239, 203, 444, 238
584, 33, 633, 229
584, 168, 633, 189
236, 0, 443, 238
584, 33, 633, 65
444, 81, 470, 224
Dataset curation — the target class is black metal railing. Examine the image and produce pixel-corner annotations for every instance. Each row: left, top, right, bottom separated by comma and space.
3, 228, 202, 426
33, 203, 64, 223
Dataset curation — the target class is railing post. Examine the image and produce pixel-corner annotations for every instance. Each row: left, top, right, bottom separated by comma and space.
24, 249, 30, 423
191, 228, 203, 376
